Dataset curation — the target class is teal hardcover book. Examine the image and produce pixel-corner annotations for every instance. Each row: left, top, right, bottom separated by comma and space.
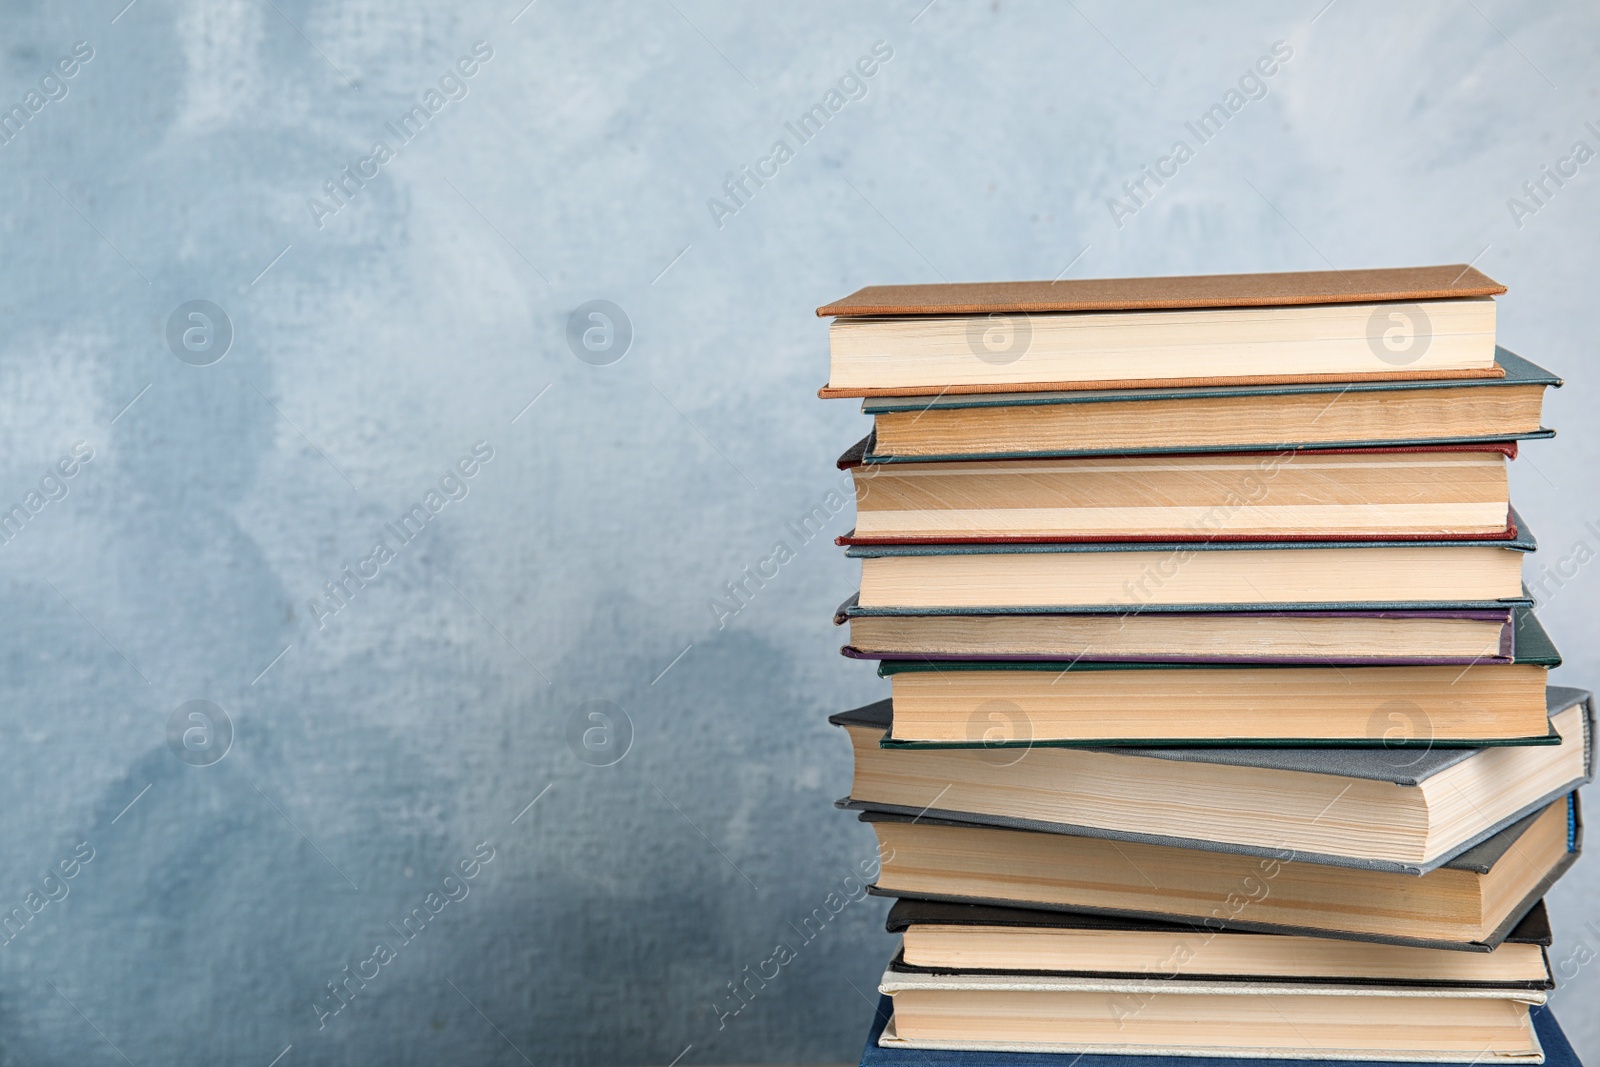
875, 605, 1560, 677
859, 347, 1560, 463
862, 608, 1558, 748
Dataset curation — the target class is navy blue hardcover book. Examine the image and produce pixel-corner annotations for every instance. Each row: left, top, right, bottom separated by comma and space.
856, 995, 1584, 1067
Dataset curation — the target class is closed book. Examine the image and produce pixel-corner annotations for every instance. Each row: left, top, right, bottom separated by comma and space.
818, 266, 1505, 398
847, 516, 1537, 612
876, 967, 1547, 1062
837, 443, 1519, 545
861, 792, 1583, 951
857, 347, 1558, 461
867, 609, 1560, 746
856, 994, 1585, 1067
836, 596, 1516, 665
830, 687, 1593, 872
884, 898, 1554, 989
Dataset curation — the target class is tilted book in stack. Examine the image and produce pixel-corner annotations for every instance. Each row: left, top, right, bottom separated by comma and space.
816, 266, 1590, 1066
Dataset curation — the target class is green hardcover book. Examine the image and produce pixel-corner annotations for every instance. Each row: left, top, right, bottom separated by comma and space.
860, 347, 1559, 461
867, 608, 1560, 747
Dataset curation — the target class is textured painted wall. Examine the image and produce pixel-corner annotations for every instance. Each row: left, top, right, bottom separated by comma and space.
0, 1, 1597, 1063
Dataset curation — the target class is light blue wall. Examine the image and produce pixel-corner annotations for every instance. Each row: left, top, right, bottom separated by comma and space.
1, 1, 1597, 1063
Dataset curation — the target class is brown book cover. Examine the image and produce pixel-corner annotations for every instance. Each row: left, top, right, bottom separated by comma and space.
816, 264, 1505, 318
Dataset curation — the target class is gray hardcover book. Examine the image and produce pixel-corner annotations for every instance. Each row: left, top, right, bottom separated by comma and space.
860, 792, 1584, 952
832, 687, 1594, 874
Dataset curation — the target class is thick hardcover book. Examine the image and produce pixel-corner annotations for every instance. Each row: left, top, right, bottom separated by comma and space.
831, 688, 1593, 871
860, 792, 1584, 952
854, 348, 1558, 462
856, 995, 1585, 1067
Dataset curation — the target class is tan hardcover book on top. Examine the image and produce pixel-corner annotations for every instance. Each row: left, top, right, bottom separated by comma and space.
817, 265, 1506, 397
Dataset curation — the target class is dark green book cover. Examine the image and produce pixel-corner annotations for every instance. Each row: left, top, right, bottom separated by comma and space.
858, 348, 1560, 463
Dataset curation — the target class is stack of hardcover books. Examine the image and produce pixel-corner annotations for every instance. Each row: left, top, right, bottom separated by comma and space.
817, 266, 1592, 1066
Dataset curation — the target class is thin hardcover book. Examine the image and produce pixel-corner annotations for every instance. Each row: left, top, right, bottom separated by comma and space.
837, 597, 1518, 665
884, 898, 1556, 989
847, 515, 1538, 612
